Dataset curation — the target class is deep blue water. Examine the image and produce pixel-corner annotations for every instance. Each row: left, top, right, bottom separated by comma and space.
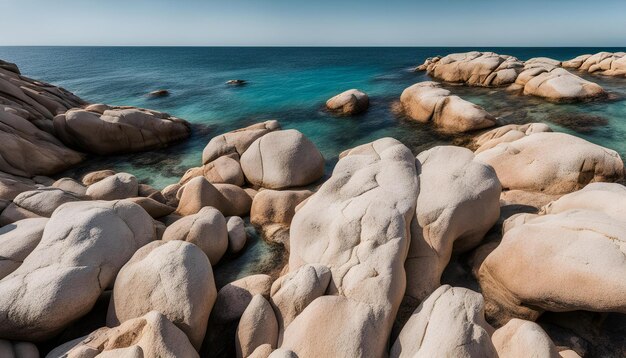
1, 46, 626, 188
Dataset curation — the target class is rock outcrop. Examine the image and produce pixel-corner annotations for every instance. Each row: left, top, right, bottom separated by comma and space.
473, 122, 552, 153
282, 138, 418, 357
478, 183, 626, 324
202, 120, 280, 165
0, 200, 155, 341
179, 155, 245, 186
475, 131, 624, 194
53, 106, 191, 155
326, 89, 369, 115
0, 218, 48, 280
240, 129, 325, 189
176, 177, 252, 217
400, 82, 496, 133
563, 52, 626, 77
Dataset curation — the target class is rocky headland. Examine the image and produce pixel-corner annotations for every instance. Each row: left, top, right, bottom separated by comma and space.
0, 54, 625, 358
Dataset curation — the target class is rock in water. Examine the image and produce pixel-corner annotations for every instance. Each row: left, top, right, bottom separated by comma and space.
326, 89, 369, 115
240, 129, 325, 189
478, 183, 626, 325
390, 285, 497, 358
226, 79, 247, 86
0, 200, 155, 341
282, 137, 418, 357
202, 120, 281, 165
148, 89, 170, 97
563, 51, 626, 77
107, 240, 216, 350
53, 106, 191, 155
475, 131, 624, 194
400, 82, 496, 133
406, 146, 501, 301
47, 311, 199, 358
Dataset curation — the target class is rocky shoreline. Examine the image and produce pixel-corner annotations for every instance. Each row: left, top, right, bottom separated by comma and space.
1, 53, 625, 357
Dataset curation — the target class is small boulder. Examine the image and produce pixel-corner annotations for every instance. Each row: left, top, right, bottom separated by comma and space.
125, 197, 175, 218
227, 79, 247, 86
0, 187, 84, 225
251, 189, 313, 246
492, 319, 560, 358
227, 216, 247, 254
236, 294, 279, 358
148, 89, 170, 97
81, 169, 116, 186
202, 120, 280, 165
326, 89, 369, 115
0, 218, 48, 279
240, 129, 325, 189
180, 155, 245, 186
211, 274, 274, 324
52, 177, 87, 196
86, 172, 138, 200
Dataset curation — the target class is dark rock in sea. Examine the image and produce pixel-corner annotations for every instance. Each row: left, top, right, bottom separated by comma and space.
549, 113, 609, 133
148, 89, 170, 97
0, 60, 20, 74
226, 79, 247, 86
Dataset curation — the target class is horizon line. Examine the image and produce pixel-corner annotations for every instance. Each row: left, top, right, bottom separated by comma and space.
2, 45, 626, 48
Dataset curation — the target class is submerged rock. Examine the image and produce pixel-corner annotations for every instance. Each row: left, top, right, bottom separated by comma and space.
53, 106, 191, 155
226, 79, 247, 86
563, 51, 626, 77
148, 89, 170, 97
400, 81, 496, 133
326, 89, 369, 115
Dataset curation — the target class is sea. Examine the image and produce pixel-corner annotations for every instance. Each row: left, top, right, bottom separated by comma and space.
2, 46, 625, 283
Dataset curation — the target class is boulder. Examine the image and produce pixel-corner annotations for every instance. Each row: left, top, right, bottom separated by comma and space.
282, 138, 418, 357
81, 169, 116, 186
478, 183, 626, 325
516, 61, 606, 101
211, 274, 274, 324
563, 51, 626, 77
326, 89, 369, 115
162, 206, 228, 264
240, 129, 325, 189
400, 82, 496, 133
202, 120, 280, 165
86, 172, 138, 200
0, 172, 37, 202
3, 187, 83, 220
126, 197, 175, 218
492, 318, 560, 358
406, 146, 501, 301
176, 177, 251, 217
148, 89, 169, 97
0, 108, 84, 177
390, 285, 497, 358
0, 218, 48, 280
53, 106, 191, 155
52, 177, 87, 196
250, 189, 313, 246
47, 311, 198, 358
0, 200, 155, 341
161, 183, 182, 207
0, 340, 38, 358
473, 123, 552, 154
0, 60, 20, 74
107, 240, 216, 350
180, 155, 245, 186
475, 132, 624, 194
227, 216, 247, 254
236, 294, 279, 358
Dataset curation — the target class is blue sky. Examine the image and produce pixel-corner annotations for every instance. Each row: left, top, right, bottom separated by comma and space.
1, 0, 625, 46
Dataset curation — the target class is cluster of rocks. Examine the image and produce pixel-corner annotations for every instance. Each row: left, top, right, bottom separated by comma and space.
1, 58, 626, 357
416, 51, 607, 101
563, 51, 626, 77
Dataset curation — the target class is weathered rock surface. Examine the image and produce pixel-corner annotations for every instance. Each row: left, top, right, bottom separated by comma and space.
475, 132, 624, 194
47, 311, 199, 358
81, 169, 116, 186
180, 155, 245, 186
240, 129, 325, 189
0, 339, 38, 358
162, 206, 228, 264
236, 294, 279, 358
85, 172, 138, 200
0, 218, 48, 280
0, 187, 83, 225
202, 120, 280, 165
478, 183, 626, 325
250, 189, 313, 247
492, 318, 561, 358
326, 89, 369, 115
0, 172, 38, 203
212, 274, 274, 325
227, 215, 247, 254
176, 177, 251, 217
107, 240, 215, 350
126, 196, 175, 218
391, 285, 497, 358
53, 106, 191, 155
52, 177, 87, 196
563, 52, 626, 77
283, 137, 418, 357
473, 123, 552, 154
0, 200, 155, 341
406, 146, 500, 301
400, 81, 496, 133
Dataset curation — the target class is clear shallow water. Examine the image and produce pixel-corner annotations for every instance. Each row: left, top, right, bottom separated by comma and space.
1, 46, 626, 188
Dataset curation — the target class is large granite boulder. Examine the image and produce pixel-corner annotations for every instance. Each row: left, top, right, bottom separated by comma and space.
473, 122, 552, 154
400, 82, 496, 133
47, 311, 199, 358
162, 206, 228, 265
85, 172, 138, 200
179, 155, 245, 186
236, 294, 279, 358
240, 129, 325, 189
492, 318, 561, 358
406, 146, 500, 301
176, 177, 252, 217
0, 187, 83, 225
282, 138, 418, 357
107, 240, 216, 350
325, 89, 369, 115
391, 285, 497, 358
478, 183, 626, 325
250, 189, 313, 247
202, 120, 280, 165
475, 132, 624, 194
0, 108, 84, 177
416, 52, 523, 86
0, 200, 155, 341
0, 218, 48, 280
563, 51, 626, 77
53, 106, 191, 155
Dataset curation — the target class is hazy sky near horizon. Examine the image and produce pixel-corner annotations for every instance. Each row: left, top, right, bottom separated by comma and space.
2, 0, 625, 46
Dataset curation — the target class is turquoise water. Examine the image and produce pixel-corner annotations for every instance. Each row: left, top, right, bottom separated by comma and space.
1, 46, 625, 188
